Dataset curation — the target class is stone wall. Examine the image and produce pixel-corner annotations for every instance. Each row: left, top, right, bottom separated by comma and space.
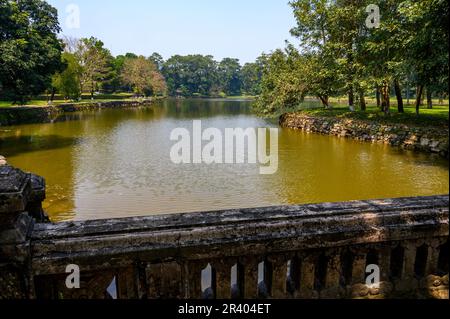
0, 98, 161, 126
280, 113, 449, 158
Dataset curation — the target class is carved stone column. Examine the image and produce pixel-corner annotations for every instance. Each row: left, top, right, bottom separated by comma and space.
0, 163, 48, 299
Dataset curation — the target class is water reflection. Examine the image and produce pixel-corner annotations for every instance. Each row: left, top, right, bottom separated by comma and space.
0, 98, 448, 222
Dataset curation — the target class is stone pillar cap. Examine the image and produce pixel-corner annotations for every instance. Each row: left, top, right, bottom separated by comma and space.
0, 165, 33, 214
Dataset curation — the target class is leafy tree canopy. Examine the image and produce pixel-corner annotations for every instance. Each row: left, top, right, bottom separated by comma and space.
0, 0, 64, 103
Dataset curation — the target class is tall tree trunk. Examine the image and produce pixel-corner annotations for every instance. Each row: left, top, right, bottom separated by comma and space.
376, 87, 381, 109
406, 82, 410, 105
318, 95, 330, 109
394, 80, 404, 113
359, 90, 366, 111
79, 81, 84, 100
415, 85, 424, 115
427, 88, 433, 109
348, 85, 355, 111
381, 81, 390, 114
50, 87, 56, 103
420, 88, 425, 106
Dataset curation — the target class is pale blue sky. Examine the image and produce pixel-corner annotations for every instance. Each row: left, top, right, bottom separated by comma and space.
47, 0, 296, 64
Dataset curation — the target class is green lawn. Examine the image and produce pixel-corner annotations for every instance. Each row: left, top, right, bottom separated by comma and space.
298, 103, 449, 128
328, 96, 449, 107
224, 95, 257, 100
0, 94, 144, 108
0, 100, 52, 108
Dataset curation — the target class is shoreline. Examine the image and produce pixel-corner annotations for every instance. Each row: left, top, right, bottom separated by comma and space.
0, 98, 164, 126
280, 112, 449, 158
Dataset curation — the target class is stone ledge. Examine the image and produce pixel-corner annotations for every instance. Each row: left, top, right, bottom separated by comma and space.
30, 195, 449, 274
280, 113, 449, 158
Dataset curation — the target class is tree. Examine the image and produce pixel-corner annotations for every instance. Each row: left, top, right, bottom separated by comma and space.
52, 52, 82, 100
148, 52, 164, 71
121, 56, 166, 96
0, 0, 64, 103
399, 0, 449, 114
217, 58, 242, 96
162, 55, 218, 97
255, 0, 448, 117
106, 53, 140, 92
361, 0, 411, 114
255, 48, 308, 115
75, 37, 113, 99
330, 0, 373, 111
290, 0, 341, 108
241, 59, 263, 96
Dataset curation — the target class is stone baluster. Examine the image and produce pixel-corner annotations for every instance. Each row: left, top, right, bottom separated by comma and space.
350, 250, 368, 298
268, 255, 288, 299
298, 255, 317, 299
378, 246, 391, 282
351, 251, 366, 284
146, 262, 183, 299
116, 266, 138, 299
396, 241, 419, 293
376, 245, 394, 297
240, 256, 259, 299
211, 259, 234, 299
321, 252, 342, 298
425, 238, 442, 275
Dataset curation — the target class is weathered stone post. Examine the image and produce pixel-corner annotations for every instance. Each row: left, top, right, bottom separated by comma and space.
0, 159, 47, 299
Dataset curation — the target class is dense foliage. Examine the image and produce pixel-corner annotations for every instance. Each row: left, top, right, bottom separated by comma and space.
161, 55, 262, 97
121, 56, 167, 96
1, 0, 447, 109
255, 0, 449, 116
0, 0, 64, 103
0, 1, 263, 102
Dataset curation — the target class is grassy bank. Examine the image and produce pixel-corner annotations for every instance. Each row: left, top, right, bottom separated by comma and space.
0, 98, 163, 127
296, 103, 449, 128
0, 93, 138, 108
223, 95, 257, 100
0, 99, 141, 108
0, 94, 257, 108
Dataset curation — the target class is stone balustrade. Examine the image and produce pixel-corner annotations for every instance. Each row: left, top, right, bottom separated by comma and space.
0, 163, 448, 299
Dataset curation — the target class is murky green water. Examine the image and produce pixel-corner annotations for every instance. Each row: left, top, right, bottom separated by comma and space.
0, 99, 448, 222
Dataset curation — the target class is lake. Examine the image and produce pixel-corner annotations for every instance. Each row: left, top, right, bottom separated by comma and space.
1, 98, 448, 222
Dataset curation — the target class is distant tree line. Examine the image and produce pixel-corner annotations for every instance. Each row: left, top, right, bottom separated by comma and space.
0, 0, 264, 103
53, 48, 264, 100
51, 38, 168, 101
255, 0, 449, 115
161, 55, 264, 97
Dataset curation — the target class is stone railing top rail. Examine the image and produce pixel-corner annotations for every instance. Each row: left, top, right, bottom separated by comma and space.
30, 195, 449, 274
33, 195, 449, 239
